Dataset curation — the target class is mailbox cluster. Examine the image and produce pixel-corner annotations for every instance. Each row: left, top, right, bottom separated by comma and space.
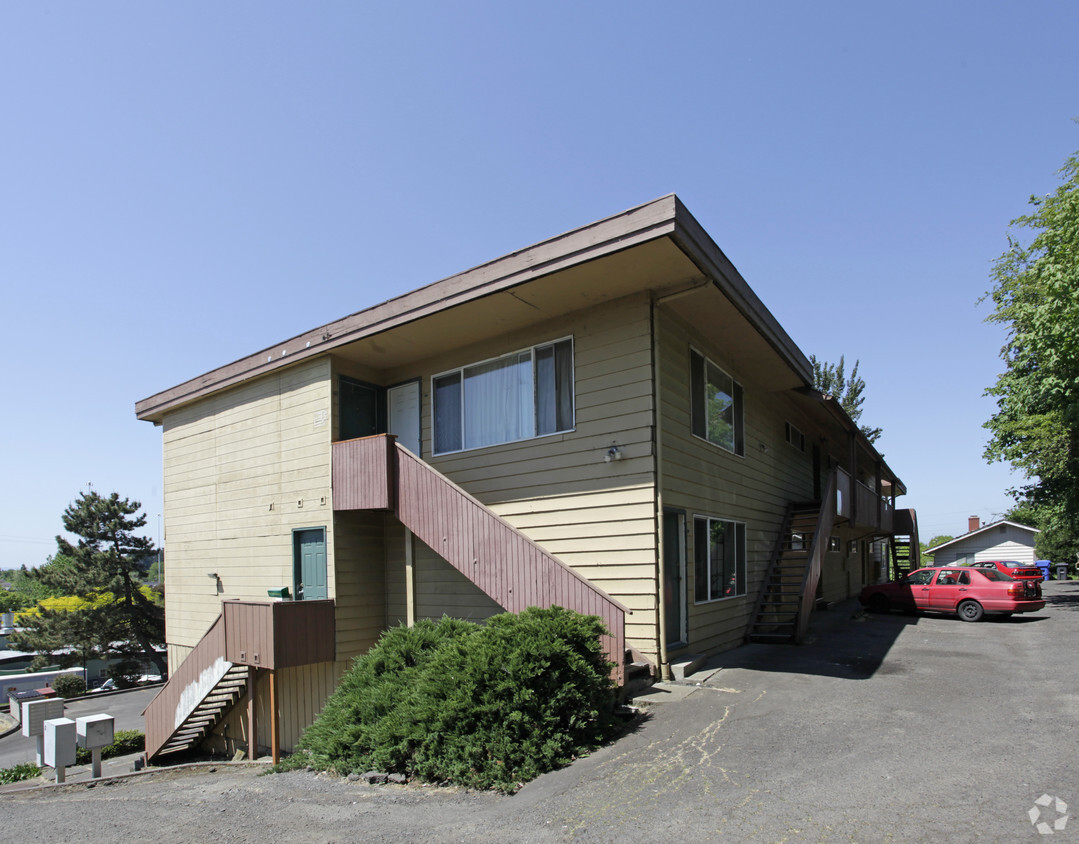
21, 698, 115, 784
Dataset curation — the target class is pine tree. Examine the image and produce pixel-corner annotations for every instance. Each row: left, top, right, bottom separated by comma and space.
810, 354, 883, 444
11, 490, 165, 676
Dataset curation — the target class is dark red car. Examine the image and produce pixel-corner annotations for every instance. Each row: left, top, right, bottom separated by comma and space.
970, 560, 1043, 580
860, 566, 1044, 622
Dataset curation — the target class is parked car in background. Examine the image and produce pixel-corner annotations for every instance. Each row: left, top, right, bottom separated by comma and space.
970, 560, 1044, 581
860, 566, 1045, 622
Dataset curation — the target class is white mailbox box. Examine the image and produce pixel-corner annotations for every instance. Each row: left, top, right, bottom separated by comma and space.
22, 698, 66, 766
44, 717, 77, 782
21, 698, 65, 737
76, 713, 115, 779
76, 714, 114, 749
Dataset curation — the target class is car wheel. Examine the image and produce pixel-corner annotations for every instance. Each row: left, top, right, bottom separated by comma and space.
957, 600, 984, 622
868, 593, 890, 614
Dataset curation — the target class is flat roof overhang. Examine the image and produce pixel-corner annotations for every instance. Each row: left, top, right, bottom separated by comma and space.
136, 195, 812, 424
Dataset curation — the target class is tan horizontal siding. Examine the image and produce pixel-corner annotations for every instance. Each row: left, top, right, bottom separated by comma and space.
658, 309, 816, 656
162, 358, 334, 650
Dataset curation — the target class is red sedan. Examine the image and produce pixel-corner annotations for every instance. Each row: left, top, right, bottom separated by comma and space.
970, 560, 1043, 580
860, 566, 1045, 622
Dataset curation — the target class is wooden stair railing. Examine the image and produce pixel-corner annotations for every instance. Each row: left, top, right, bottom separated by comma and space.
746, 469, 838, 644
746, 504, 817, 643
144, 614, 246, 763
333, 435, 631, 683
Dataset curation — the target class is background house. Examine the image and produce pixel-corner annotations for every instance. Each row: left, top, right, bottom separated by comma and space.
137, 196, 916, 762
924, 516, 1039, 566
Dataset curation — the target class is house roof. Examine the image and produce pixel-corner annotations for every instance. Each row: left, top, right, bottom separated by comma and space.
134, 194, 904, 491
923, 519, 1039, 554
136, 195, 811, 422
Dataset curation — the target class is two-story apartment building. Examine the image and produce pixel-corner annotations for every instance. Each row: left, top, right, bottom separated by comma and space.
137, 195, 916, 762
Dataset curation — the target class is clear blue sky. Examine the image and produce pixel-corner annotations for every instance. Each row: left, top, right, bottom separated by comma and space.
2, 2, 1077, 568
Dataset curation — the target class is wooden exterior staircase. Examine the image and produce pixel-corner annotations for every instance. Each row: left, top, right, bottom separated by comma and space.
144, 600, 336, 764
144, 614, 243, 761
746, 470, 838, 644
332, 434, 631, 683
890, 508, 921, 579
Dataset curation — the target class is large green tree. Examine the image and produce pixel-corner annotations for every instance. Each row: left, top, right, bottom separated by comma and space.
11, 491, 165, 675
810, 354, 882, 443
984, 142, 1079, 562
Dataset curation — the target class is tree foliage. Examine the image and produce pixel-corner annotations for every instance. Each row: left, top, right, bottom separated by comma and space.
10, 491, 165, 674
984, 142, 1079, 557
920, 535, 954, 565
810, 354, 882, 443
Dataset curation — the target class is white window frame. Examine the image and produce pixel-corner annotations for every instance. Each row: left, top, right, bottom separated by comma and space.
693, 515, 748, 603
431, 337, 575, 455
690, 348, 745, 456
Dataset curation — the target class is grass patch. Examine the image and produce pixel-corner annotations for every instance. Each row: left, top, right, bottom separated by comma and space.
0, 762, 41, 785
278, 606, 618, 792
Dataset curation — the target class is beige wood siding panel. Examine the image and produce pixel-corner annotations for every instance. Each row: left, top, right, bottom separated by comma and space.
332, 510, 388, 661
162, 358, 334, 650
380, 294, 660, 662
413, 538, 505, 622
657, 310, 817, 656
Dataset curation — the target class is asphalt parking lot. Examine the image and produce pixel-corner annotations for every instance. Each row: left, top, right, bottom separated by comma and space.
2, 581, 1077, 842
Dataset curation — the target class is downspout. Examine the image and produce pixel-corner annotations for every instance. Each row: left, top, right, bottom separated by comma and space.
650, 296, 670, 680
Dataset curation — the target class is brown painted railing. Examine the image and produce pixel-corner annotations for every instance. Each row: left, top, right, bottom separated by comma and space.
333, 435, 629, 682
144, 613, 231, 762
795, 469, 838, 643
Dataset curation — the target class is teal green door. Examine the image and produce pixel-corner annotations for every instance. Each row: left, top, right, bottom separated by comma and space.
293, 528, 327, 600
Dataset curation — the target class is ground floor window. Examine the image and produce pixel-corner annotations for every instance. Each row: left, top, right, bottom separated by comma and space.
694, 516, 747, 601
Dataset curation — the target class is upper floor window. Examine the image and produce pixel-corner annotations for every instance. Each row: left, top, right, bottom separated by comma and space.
433, 338, 574, 454
785, 421, 805, 452
690, 349, 744, 455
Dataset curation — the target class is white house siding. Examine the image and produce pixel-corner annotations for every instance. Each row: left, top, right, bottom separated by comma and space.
656, 309, 817, 656
932, 524, 1038, 565
397, 293, 661, 661
160, 357, 334, 657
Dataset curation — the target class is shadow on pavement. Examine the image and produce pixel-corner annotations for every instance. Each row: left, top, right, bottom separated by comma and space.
703, 599, 917, 681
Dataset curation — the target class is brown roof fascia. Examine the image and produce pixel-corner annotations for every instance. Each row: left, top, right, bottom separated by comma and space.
135, 195, 681, 422
667, 196, 814, 388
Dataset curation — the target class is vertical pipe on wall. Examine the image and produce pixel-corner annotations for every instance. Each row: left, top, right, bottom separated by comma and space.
651, 297, 670, 680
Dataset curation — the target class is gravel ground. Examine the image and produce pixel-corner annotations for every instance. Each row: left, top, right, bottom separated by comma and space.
3, 583, 1077, 843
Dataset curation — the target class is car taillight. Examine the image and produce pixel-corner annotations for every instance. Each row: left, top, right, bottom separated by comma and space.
1007, 583, 1022, 597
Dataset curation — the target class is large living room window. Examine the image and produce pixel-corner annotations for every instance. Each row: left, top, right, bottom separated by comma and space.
690, 349, 744, 455
694, 516, 747, 602
433, 338, 574, 454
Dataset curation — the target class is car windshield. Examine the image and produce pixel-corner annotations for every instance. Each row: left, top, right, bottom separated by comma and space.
975, 568, 1012, 581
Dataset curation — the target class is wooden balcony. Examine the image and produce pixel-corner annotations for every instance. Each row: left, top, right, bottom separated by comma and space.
836, 467, 894, 533
223, 599, 336, 669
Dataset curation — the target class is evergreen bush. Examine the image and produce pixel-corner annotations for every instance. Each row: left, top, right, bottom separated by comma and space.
285, 606, 617, 792
51, 672, 86, 698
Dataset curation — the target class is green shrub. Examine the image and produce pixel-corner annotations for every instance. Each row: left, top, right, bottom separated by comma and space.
51, 673, 86, 698
74, 729, 145, 765
284, 607, 617, 792
0, 762, 41, 784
